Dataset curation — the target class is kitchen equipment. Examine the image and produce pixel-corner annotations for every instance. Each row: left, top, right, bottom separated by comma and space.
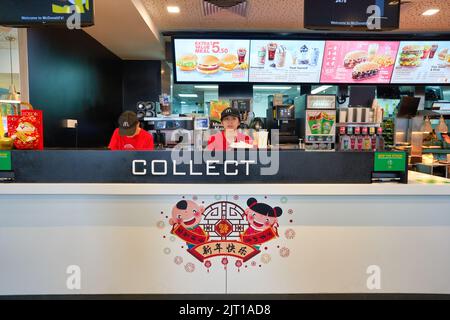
305, 94, 337, 152
153, 130, 166, 149
267, 104, 298, 145
137, 101, 157, 120
146, 116, 194, 148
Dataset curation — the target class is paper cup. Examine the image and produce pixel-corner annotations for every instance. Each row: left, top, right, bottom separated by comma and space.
257, 131, 269, 149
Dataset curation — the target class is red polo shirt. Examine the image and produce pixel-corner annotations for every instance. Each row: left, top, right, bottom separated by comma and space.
108, 128, 154, 151
207, 131, 253, 151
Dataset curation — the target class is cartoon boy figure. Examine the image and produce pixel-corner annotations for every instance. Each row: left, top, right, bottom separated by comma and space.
170, 200, 207, 248
241, 198, 283, 246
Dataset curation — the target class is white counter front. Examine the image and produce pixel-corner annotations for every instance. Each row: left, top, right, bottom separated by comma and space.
1, 171, 450, 296
1, 171, 450, 196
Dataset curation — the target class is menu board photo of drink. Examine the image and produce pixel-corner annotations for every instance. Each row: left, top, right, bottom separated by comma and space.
391, 41, 450, 84
174, 39, 250, 82
248, 40, 325, 83
320, 41, 400, 84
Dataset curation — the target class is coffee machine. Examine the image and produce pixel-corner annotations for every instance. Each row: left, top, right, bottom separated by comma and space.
266, 95, 298, 145
144, 116, 194, 149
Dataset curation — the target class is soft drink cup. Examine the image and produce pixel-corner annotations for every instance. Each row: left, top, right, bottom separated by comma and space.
429, 45, 439, 59
238, 48, 247, 64
268, 43, 277, 61
257, 131, 269, 149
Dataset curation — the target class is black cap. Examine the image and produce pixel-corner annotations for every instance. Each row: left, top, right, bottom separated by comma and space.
221, 107, 240, 121
118, 111, 139, 136
247, 198, 283, 218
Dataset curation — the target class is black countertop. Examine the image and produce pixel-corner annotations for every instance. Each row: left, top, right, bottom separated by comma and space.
3, 149, 391, 184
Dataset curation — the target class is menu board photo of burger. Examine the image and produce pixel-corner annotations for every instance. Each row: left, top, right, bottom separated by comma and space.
391, 41, 450, 84
248, 40, 325, 83
174, 39, 250, 82
320, 41, 400, 84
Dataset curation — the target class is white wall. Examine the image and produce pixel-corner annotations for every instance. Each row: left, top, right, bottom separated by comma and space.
0, 48, 19, 74
1, 193, 450, 295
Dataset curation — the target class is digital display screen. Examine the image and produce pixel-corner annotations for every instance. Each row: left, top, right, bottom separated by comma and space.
304, 0, 400, 31
194, 118, 210, 130
155, 122, 166, 130
249, 40, 325, 83
174, 38, 448, 84
174, 39, 250, 83
276, 106, 295, 120
320, 40, 400, 84
0, 0, 94, 27
391, 41, 450, 84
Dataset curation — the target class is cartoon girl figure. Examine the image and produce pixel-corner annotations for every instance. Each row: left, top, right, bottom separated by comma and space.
241, 198, 283, 246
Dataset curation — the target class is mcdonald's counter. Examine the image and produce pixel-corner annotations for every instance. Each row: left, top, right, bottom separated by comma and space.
1, 150, 450, 296
0, 149, 408, 184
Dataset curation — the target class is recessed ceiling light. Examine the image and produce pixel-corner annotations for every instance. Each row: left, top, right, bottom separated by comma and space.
179, 94, 198, 98
422, 9, 440, 16
311, 85, 333, 95
195, 85, 218, 89
253, 86, 292, 90
167, 6, 180, 14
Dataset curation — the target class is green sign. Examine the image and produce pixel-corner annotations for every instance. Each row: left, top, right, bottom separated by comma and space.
374, 152, 406, 172
0, 151, 12, 171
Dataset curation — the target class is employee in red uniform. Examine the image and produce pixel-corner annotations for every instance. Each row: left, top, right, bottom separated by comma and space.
207, 107, 253, 151
109, 111, 154, 150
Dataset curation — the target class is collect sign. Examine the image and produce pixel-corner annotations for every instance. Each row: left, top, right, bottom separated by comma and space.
0, 151, 12, 171
374, 152, 406, 172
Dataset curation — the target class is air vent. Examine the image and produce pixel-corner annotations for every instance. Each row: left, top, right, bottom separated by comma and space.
202, 0, 248, 17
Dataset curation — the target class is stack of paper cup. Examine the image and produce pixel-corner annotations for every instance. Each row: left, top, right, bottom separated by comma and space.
376, 108, 384, 124
364, 108, 370, 123
347, 108, 354, 123
356, 108, 363, 123
339, 109, 348, 123
369, 110, 375, 123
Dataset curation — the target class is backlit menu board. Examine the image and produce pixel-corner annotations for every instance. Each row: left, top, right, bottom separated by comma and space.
320, 41, 400, 84
174, 39, 250, 82
249, 40, 325, 83
391, 41, 450, 84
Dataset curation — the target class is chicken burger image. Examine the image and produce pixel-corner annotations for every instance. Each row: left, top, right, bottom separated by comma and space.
352, 62, 380, 80
344, 50, 368, 69
197, 55, 221, 75
220, 54, 239, 71
176, 54, 198, 71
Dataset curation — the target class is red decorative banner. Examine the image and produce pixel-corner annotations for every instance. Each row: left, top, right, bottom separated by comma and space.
188, 240, 260, 263
240, 227, 278, 246
172, 224, 209, 245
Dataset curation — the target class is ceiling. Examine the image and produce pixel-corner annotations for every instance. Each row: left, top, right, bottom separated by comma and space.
101, 0, 449, 60
3, 1, 447, 60
83, 0, 165, 60
143, 0, 450, 32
